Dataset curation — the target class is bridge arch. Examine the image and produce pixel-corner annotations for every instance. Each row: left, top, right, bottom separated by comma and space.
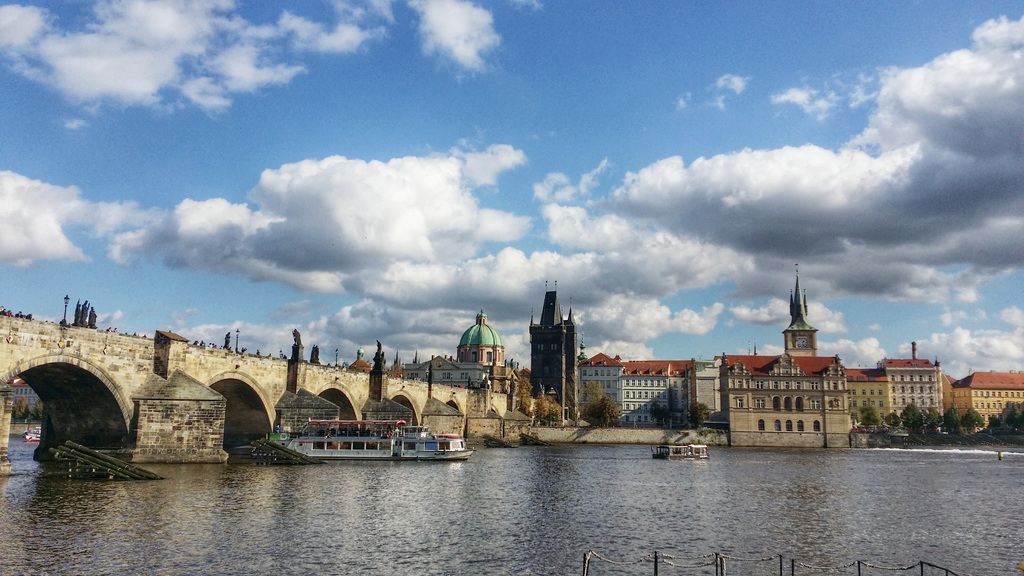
390, 393, 419, 425
318, 388, 357, 419
3, 354, 134, 456
208, 371, 273, 450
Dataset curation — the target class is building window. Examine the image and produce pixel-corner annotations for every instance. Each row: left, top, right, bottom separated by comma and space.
796, 397, 804, 411
774, 420, 781, 432
813, 421, 821, 432
797, 421, 805, 432
736, 397, 744, 408
754, 398, 765, 409
758, 419, 765, 431
772, 397, 781, 411
786, 420, 793, 431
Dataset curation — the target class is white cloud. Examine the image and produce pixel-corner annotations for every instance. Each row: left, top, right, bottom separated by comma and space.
0, 0, 388, 110
533, 159, 610, 203
826, 337, 887, 368
110, 148, 531, 292
456, 144, 527, 187
409, 0, 500, 71
771, 87, 838, 120
715, 74, 748, 94
729, 298, 846, 333
0, 5, 47, 48
0, 171, 155, 266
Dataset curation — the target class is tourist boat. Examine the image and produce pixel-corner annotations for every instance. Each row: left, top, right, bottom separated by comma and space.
23, 428, 41, 443
273, 419, 474, 461
651, 444, 709, 460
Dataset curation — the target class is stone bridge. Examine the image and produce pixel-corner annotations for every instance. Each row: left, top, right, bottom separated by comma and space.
0, 316, 525, 475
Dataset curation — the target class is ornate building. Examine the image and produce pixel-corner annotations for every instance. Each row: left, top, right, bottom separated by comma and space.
719, 271, 852, 447
950, 371, 1024, 426
403, 309, 516, 393
529, 288, 579, 421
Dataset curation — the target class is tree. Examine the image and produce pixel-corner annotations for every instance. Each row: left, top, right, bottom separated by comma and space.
988, 414, 1002, 429
689, 402, 711, 429
12, 396, 29, 420
514, 376, 534, 416
649, 403, 671, 427
858, 404, 882, 427
583, 396, 620, 428
943, 406, 963, 434
901, 404, 924, 431
924, 406, 943, 430
1005, 405, 1024, 431
961, 407, 985, 431
29, 400, 43, 421
884, 411, 902, 427
533, 392, 563, 425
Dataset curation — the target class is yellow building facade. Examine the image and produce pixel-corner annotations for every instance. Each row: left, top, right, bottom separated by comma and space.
950, 371, 1024, 424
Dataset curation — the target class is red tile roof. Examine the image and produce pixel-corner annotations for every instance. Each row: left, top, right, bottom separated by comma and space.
846, 367, 887, 382
580, 352, 625, 367
883, 358, 935, 368
952, 371, 1024, 390
721, 354, 840, 376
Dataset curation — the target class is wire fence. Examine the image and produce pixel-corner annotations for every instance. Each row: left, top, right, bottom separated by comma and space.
581, 551, 970, 576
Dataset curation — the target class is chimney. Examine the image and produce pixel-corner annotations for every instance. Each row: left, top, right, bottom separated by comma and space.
912, 341, 917, 360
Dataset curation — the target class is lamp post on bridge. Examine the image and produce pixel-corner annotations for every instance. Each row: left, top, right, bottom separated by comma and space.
62, 295, 69, 326
335, 348, 339, 366
235, 328, 240, 353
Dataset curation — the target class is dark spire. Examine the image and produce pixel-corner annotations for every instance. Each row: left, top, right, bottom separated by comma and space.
787, 265, 815, 331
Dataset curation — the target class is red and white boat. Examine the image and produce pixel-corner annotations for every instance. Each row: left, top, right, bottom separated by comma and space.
23, 428, 41, 442
270, 419, 473, 461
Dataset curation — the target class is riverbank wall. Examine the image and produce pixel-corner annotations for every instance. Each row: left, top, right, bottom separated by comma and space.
529, 426, 729, 446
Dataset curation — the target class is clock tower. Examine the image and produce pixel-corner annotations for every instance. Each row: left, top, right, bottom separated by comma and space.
783, 268, 818, 356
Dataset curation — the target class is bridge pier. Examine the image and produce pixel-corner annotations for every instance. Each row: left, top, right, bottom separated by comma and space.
0, 383, 11, 476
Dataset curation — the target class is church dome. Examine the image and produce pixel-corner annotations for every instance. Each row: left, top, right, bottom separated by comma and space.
459, 310, 502, 347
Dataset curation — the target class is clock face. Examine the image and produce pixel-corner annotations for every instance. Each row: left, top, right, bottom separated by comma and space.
796, 337, 808, 348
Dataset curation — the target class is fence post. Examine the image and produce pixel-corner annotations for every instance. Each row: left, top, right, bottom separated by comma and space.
582, 551, 590, 576
653, 550, 658, 576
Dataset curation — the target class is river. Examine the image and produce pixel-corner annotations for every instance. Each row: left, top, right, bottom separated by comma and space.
0, 439, 1019, 575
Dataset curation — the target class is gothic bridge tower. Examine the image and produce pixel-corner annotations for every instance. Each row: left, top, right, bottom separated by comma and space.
529, 287, 578, 421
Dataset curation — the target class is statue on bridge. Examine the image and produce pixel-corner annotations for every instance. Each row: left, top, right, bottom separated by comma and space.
372, 340, 384, 372
224, 332, 231, 350
310, 345, 320, 364
290, 329, 304, 362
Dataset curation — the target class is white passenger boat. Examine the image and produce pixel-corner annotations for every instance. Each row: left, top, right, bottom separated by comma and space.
651, 444, 709, 460
274, 419, 474, 461
23, 428, 41, 443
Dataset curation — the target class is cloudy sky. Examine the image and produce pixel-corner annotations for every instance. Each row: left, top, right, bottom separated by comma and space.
2, 0, 1023, 379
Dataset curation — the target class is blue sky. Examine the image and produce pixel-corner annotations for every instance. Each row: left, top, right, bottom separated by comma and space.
2, 0, 1023, 378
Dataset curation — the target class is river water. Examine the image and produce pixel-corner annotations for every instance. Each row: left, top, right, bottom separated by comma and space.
0, 439, 1019, 576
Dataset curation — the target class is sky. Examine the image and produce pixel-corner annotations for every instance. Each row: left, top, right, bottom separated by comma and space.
1, 0, 1023, 380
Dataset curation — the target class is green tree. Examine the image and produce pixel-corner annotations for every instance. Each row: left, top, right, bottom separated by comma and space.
901, 404, 924, 430
12, 396, 29, 420
943, 405, 963, 434
649, 403, 671, 427
988, 414, 1002, 429
583, 395, 620, 428
857, 404, 882, 427
884, 411, 902, 427
962, 407, 985, 431
29, 400, 43, 421
924, 406, 943, 430
689, 402, 711, 429
1005, 405, 1023, 431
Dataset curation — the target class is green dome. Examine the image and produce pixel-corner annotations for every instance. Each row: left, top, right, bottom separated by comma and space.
459, 310, 502, 347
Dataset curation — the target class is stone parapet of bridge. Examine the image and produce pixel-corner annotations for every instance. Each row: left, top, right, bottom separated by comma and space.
1, 316, 520, 475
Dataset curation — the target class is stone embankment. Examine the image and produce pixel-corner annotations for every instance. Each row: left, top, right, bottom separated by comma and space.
529, 426, 728, 446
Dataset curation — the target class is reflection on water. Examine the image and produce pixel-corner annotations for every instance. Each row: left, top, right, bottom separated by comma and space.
1, 439, 1019, 575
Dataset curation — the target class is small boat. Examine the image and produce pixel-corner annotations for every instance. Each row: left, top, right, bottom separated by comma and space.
272, 419, 474, 461
651, 444, 708, 460
23, 428, 41, 443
